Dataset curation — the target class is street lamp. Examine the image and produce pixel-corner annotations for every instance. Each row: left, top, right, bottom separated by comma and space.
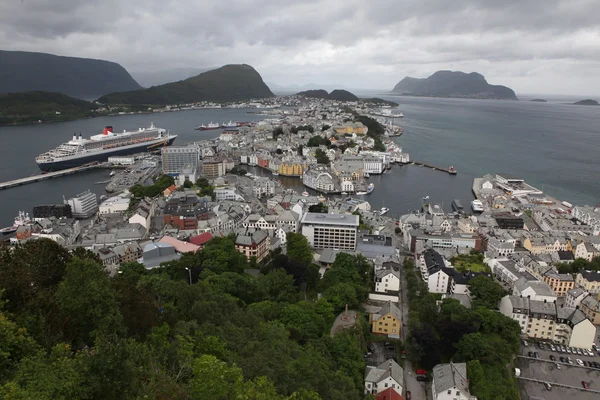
184, 267, 192, 285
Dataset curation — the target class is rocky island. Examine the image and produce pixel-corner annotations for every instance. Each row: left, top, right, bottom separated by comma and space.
98, 64, 274, 105
530, 99, 547, 102
391, 70, 518, 100
573, 99, 599, 106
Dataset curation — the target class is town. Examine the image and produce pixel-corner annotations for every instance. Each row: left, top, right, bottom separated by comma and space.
2, 95, 600, 400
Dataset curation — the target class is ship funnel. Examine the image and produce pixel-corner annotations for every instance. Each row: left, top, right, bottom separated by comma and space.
73, 133, 77, 141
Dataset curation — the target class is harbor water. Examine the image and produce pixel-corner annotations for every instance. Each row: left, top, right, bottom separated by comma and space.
0, 98, 599, 226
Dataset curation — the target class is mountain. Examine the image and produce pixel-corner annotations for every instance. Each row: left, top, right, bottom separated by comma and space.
391, 70, 518, 100
0, 91, 101, 125
296, 89, 359, 101
132, 67, 214, 88
573, 99, 599, 106
0, 50, 141, 98
98, 64, 274, 105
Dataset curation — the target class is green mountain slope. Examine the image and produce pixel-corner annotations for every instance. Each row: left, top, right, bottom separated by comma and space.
0, 91, 101, 125
98, 64, 274, 105
0, 50, 141, 98
392, 70, 518, 100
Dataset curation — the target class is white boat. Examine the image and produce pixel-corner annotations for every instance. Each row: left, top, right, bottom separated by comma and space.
341, 192, 348, 195
366, 183, 375, 194
380, 207, 390, 215
471, 199, 484, 212
0, 211, 31, 235
364, 172, 370, 178
355, 191, 367, 195
109, 170, 116, 177
302, 191, 309, 197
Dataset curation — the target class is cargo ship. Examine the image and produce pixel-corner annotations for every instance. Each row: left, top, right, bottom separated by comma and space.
35, 123, 176, 172
195, 122, 221, 131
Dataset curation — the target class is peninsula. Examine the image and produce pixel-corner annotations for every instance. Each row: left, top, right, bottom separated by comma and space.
391, 70, 518, 100
0, 50, 141, 98
296, 89, 359, 102
97, 64, 274, 105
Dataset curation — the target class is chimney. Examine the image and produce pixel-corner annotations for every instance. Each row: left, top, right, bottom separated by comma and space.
72, 133, 77, 141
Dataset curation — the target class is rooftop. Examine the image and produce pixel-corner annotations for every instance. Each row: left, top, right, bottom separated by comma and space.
301, 212, 359, 227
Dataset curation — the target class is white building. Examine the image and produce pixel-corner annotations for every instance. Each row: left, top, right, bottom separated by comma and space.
432, 362, 476, 400
108, 156, 135, 165
513, 277, 557, 303
214, 188, 245, 201
64, 190, 98, 219
98, 196, 130, 215
364, 360, 403, 396
565, 287, 588, 308
161, 145, 200, 175
374, 269, 400, 293
428, 269, 452, 294
499, 295, 530, 332
363, 156, 384, 174
301, 212, 359, 250
177, 164, 198, 186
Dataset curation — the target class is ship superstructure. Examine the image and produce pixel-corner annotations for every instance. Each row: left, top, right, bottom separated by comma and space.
36, 123, 176, 171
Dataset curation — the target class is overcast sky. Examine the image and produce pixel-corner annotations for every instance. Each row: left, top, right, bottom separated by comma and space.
1, 0, 599, 95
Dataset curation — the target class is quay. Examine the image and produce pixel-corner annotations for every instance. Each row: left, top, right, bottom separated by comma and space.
0, 163, 101, 191
411, 161, 457, 175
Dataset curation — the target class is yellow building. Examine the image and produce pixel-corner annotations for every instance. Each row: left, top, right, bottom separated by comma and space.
576, 270, 600, 295
279, 162, 304, 176
542, 272, 575, 297
579, 295, 600, 325
370, 301, 402, 337
333, 122, 367, 136
235, 231, 270, 263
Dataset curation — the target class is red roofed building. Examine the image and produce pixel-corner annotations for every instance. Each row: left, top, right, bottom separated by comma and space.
189, 232, 213, 248
376, 388, 403, 400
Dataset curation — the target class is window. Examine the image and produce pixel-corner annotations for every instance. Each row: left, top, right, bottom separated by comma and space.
447, 390, 451, 395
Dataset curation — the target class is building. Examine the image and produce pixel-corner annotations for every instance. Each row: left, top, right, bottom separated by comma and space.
579, 295, 600, 325
279, 161, 304, 176
542, 272, 574, 297
64, 190, 98, 219
108, 156, 135, 165
432, 363, 477, 400
374, 269, 400, 293
202, 160, 226, 178
98, 196, 130, 215
333, 121, 367, 135
499, 295, 530, 331
370, 301, 402, 338
555, 306, 596, 348
406, 230, 481, 253
161, 145, 200, 175
494, 213, 525, 229
129, 198, 155, 230
451, 271, 492, 295
177, 164, 199, 186
301, 213, 359, 250
139, 242, 181, 269
512, 277, 557, 302
189, 232, 214, 248
163, 194, 210, 230
235, 230, 269, 263
565, 287, 587, 308
364, 359, 403, 396
575, 270, 600, 294
112, 242, 143, 265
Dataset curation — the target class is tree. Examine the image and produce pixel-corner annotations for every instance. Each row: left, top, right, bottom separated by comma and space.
308, 203, 328, 213
314, 149, 329, 165
323, 283, 359, 311
321, 124, 331, 131
257, 269, 298, 303
56, 258, 124, 344
286, 233, 313, 267
307, 136, 330, 147
0, 313, 41, 382
273, 127, 284, 138
468, 275, 506, 309
183, 180, 193, 188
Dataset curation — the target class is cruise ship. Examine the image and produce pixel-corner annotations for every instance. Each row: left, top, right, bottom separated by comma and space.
36, 123, 176, 171
471, 199, 484, 212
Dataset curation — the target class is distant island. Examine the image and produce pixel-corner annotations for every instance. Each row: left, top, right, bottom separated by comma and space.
360, 98, 399, 107
0, 50, 141, 98
98, 64, 274, 105
530, 98, 547, 102
573, 99, 599, 106
296, 89, 359, 102
391, 70, 518, 100
0, 91, 105, 125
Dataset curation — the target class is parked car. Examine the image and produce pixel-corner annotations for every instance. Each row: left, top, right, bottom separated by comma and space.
566, 348, 573, 353
549, 355, 556, 361
550, 344, 556, 351
406, 391, 411, 400
582, 381, 590, 389
555, 363, 561, 370
576, 348, 584, 356
544, 382, 552, 391
534, 352, 541, 359
416, 369, 427, 376
576, 359, 584, 366
586, 349, 594, 357
560, 356, 567, 363
567, 357, 574, 364
538, 342, 545, 350
384, 342, 395, 351
416, 376, 429, 382
364, 352, 372, 358
528, 351, 534, 358
522, 340, 529, 347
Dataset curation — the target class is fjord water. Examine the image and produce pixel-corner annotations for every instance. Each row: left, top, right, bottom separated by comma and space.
0, 97, 598, 226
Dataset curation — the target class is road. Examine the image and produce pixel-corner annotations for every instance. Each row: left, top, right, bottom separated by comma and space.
398, 247, 429, 400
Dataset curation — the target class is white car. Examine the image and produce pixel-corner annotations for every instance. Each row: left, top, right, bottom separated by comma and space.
576, 359, 584, 366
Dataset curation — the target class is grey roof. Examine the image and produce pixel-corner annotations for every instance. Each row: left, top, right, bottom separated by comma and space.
567, 287, 586, 299
569, 309, 588, 325
115, 223, 147, 240
372, 301, 402, 321
514, 277, 556, 297
376, 269, 400, 280
442, 293, 472, 308
507, 295, 530, 311
235, 230, 268, 246
544, 272, 574, 282
319, 248, 340, 264
529, 299, 557, 317
301, 212, 359, 227
433, 362, 470, 394
356, 243, 396, 260
364, 359, 404, 386
581, 295, 599, 311
141, 242, 181, 268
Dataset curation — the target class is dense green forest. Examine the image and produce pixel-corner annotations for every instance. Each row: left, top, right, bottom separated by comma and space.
0, 234, 374, 399
0, 91, 105, 125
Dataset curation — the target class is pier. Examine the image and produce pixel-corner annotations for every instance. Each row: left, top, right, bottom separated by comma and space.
0, 163, 100, 191
411, 161, 457, 175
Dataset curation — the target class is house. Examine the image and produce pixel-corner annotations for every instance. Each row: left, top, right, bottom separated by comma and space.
364, 359, 403, 396
92, 248, 119, 267
575, 270, 600, 294
565, 287, 587, 308
115, 223, 147, 243
159, 235, 200, 253
579, 294, 600, 325
370, 301, 402, 338
163, 184, 177, 197
574, 242, 598, 262
375, 387, 404, 400
555, 306, 596, 348
98, 196, 130, 215
235, 230, 269, 263
499, 295, 530, 332
451, 271, 492, 295
512, 277, 557, 302
432, 362, 476, 400
189, 232, 214, 248
489, 259, 523, 286
375, 269, 400, 293
128, 198, 155, 230
112, 242, 143, 265
139, 242, 181, 269
542, 272, 574, 297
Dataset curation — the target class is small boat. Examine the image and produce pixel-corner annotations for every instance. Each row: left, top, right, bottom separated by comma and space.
355, 191, 367, 195
95, 180, 111, 184
221, 120, 237, 128
366, 183, 375, 194
471, 199, 484, 212
380, 207, 390, 215
109, 170, 116, 177
452, 199, 464, 212
341, 192, 348, 195
0, 211, 31, 235
195, 122, 221, 131
302, 191, 309, 197
364, 172, 370, 178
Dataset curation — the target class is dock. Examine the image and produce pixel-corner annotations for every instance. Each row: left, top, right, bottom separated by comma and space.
0, 163, 100, 191
411, 161, 457, 175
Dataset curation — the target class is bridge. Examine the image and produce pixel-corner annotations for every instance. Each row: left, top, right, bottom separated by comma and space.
0, 163, 100, 191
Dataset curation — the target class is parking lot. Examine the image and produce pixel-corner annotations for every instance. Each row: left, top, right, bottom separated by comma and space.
364, 341, 398, 367
521, 342, 600, 367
